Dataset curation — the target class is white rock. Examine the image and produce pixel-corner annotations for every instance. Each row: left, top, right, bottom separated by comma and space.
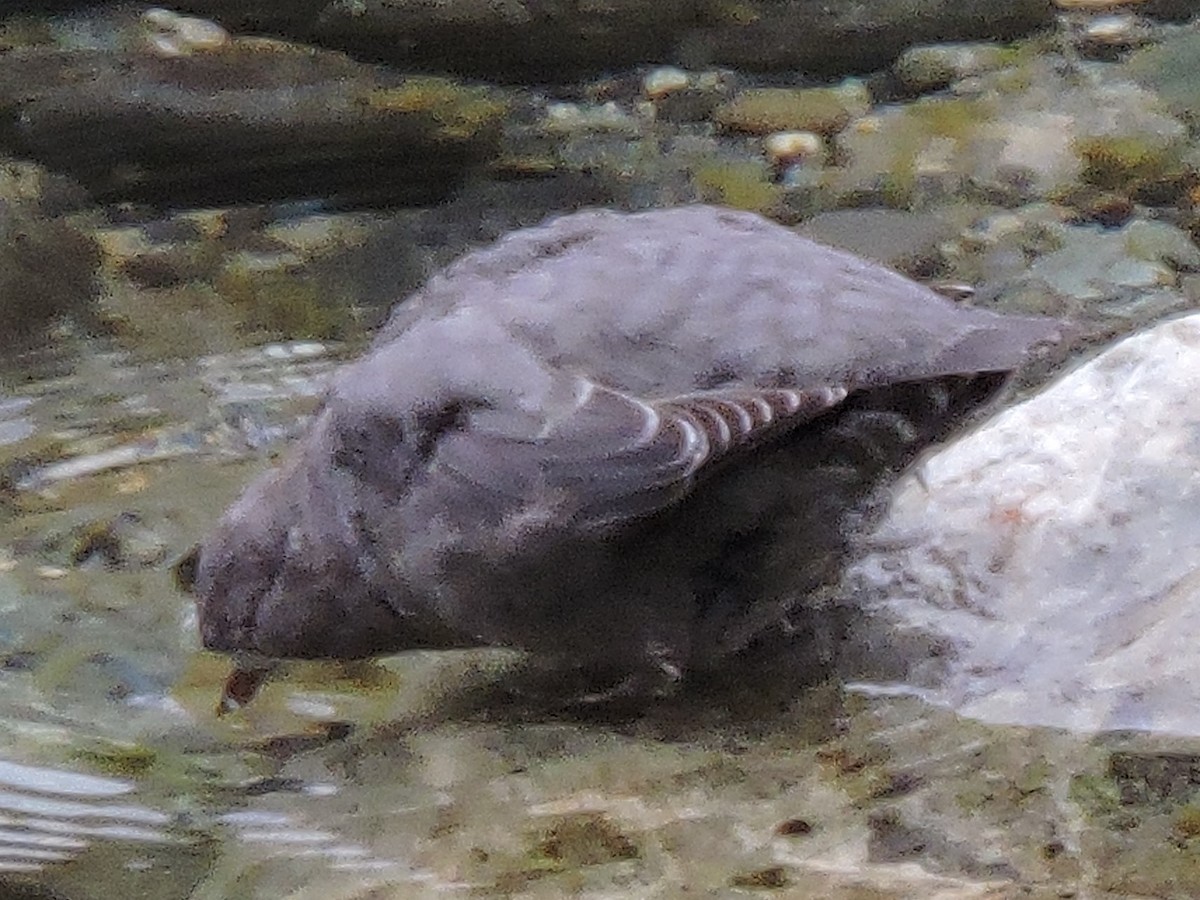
642, 66, 690, 100
1084, 14, 1142, 44
141, 8, 229, 58
763, 131, 824, 166
845, 313, 1200, 735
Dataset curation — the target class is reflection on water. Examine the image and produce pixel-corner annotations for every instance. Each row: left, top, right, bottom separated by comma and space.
0, 399, 35, 449
0, 749, 421, 897
0, 759, 170, 874
215, 806, 421, 881
0, 340, 341, 490
0, 338, 414, 898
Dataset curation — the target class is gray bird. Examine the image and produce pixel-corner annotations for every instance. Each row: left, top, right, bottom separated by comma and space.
179, 205, 1062, 705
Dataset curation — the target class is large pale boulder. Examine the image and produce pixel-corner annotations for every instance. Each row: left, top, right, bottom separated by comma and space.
845, 313, 1200, 735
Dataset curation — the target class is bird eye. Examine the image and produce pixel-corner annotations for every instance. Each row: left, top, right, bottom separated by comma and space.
331, 416, 406, 474
174, 545, 200, 593
331, 433, 367, 472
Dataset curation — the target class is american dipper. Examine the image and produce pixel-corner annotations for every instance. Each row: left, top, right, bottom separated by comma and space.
179, 205, 1062, 705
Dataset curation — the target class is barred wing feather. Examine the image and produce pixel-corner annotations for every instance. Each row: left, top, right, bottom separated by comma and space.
435, 378, 848, 534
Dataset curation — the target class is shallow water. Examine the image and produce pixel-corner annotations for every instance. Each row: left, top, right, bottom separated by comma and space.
0, 339, 1194, 900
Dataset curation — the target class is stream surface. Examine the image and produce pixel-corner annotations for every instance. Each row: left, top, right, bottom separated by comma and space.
0, 337, 1189, 900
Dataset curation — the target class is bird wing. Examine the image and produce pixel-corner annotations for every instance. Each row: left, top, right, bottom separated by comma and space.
432, 376, 849, 535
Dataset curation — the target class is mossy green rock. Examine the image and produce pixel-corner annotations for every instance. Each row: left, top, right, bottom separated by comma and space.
715, 84, 869, 136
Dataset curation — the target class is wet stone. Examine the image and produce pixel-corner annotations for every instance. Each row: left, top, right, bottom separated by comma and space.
535, 813, 640, 867
1109, 751, 1200, 805
843, 313, 1200, 736
1076, 14, 1153, 60
681, 0, 1054, 77
730, 864, 790, 889
893, 43, 1014, 95
0, 42, 509, 209
715, 83, 870, 137
0, 169, 99, 346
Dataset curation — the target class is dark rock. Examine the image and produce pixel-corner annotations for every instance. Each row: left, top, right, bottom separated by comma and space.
536, 814, 639, 865
0, 186, 99, 346
1109, 751, 1200, 806
730, 865, 790, 888
127, 0, 1053, 83
68, 512, 167, 570
892, 43, 1013, 96
0, 42, 509, 209
164, 0, 702, 83
1142, 0, 1200, 23
775, 818, 814, 836
312, 0, 701, 83
681, 0, 1055, 77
